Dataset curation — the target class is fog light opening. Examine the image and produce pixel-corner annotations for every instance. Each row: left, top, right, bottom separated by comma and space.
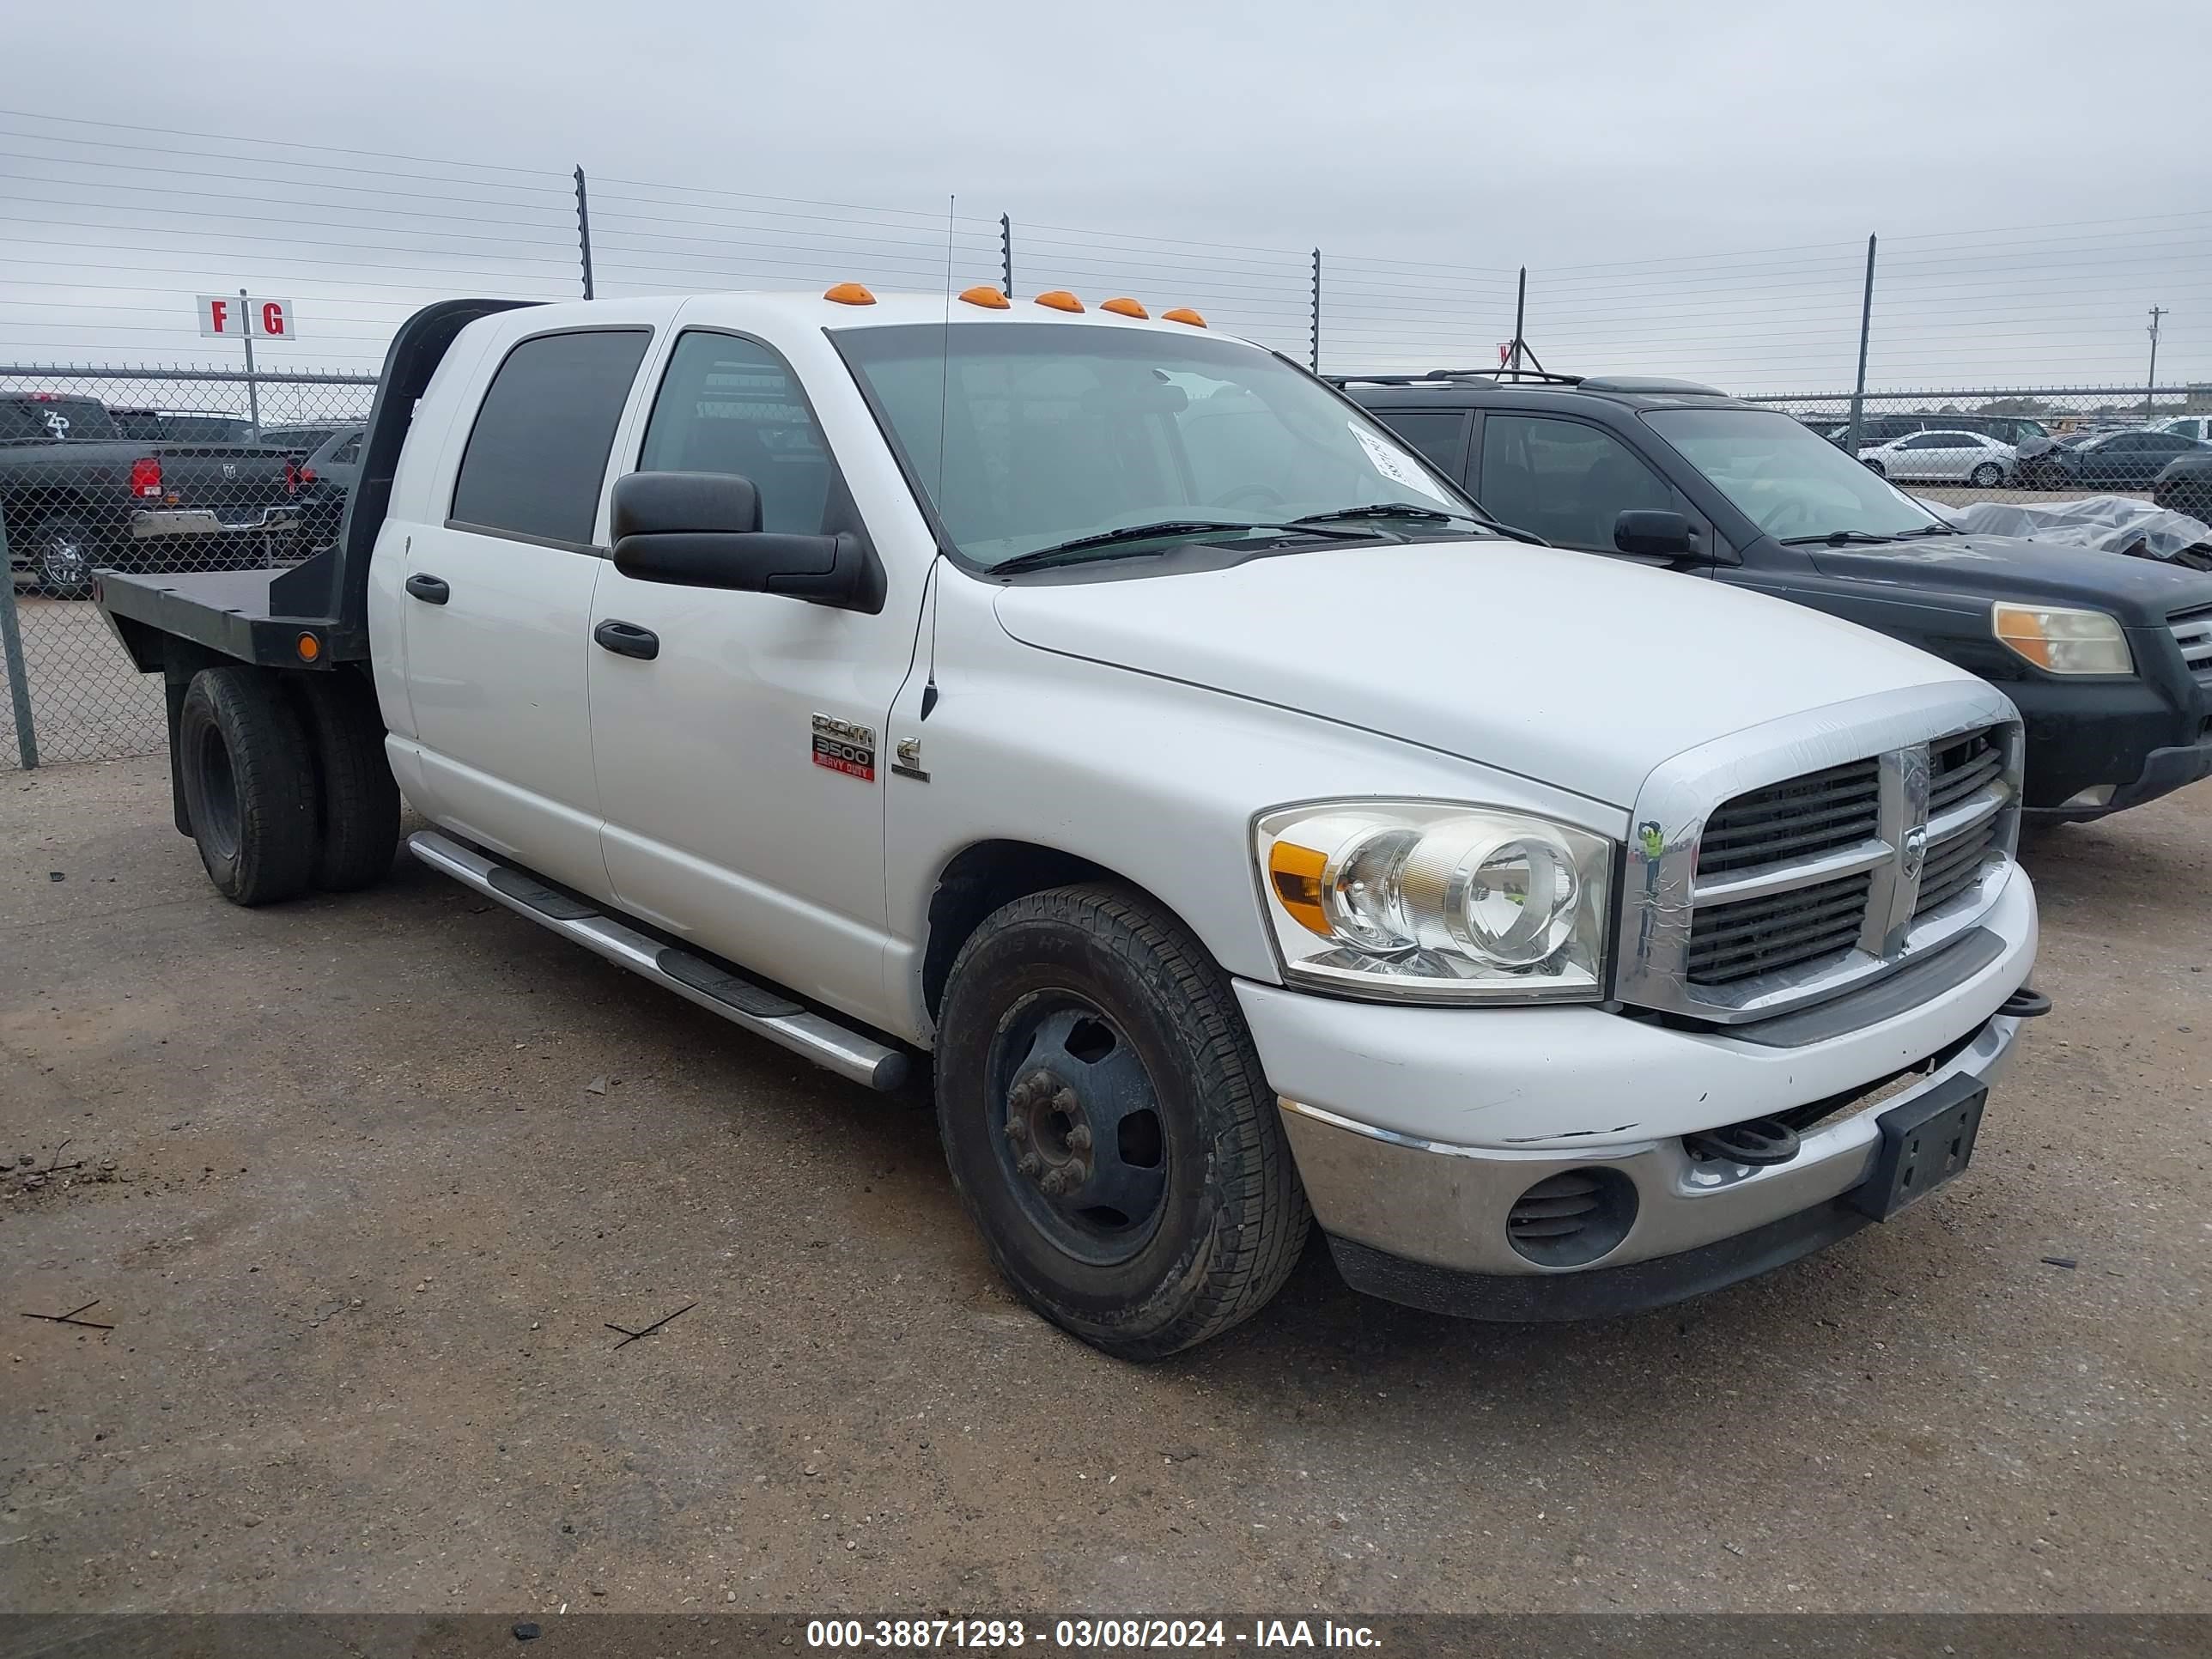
1506, 1167, 1638, 1267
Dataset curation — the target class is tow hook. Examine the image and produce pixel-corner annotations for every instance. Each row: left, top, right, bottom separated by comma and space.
1999, 987, 2053, 1019
1684, 1116, 1802, 1166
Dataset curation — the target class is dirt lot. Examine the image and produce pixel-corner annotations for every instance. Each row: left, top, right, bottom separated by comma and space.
1, 757, 2207, 1616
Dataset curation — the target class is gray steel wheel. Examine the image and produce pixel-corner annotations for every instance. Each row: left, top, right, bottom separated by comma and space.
33, 514, 94, 600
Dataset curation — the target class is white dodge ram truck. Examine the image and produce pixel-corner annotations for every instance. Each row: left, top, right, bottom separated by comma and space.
96, 289, 2047, 1358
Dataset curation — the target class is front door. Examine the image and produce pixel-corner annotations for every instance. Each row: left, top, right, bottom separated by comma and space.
585, 326, 924, 1029
402, 325, 651, 898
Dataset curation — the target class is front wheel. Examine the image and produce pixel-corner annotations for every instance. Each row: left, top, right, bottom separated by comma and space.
934, 884, 1309, 1360
1862, 459, 1886, 478
1969, 461, 2004, 488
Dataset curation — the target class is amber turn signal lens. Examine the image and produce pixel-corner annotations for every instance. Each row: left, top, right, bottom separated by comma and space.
958, 285, 1010, 309
295, 632, 321, 663
1033, 290, 1084, 313
823, 283, 877, 306
1161, 307, 1206, 327
1100, 297, 1148, 319
1267, 841, 1330, 939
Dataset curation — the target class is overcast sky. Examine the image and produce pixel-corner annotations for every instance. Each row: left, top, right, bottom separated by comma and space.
5, 0, 2210, 395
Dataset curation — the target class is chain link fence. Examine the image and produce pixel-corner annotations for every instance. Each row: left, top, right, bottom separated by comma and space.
2, 366, 373, 765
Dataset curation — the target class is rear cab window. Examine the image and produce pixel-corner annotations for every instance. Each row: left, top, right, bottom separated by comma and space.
449, 328, 653, 549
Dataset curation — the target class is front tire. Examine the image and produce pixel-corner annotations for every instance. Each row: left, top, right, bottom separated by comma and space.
1969, 462, 2003, 488
935, 884, 1309, 1360
1862, 459, 1886, 478
178, 666, 319, 905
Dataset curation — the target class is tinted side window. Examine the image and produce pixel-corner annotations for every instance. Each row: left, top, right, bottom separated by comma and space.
1477, 415, 1674, 550
1371, 410, 1468, 479
331, 434, 362, 465
638, 331, 833, 534
1901, 433, 1953, 450
452, 329, 651, 546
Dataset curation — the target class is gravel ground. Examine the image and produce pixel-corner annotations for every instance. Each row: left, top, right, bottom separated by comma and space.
1, 757, 2207, 1616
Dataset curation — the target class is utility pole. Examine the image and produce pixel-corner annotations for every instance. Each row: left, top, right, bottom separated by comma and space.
1000, 214, 1013, 301
1510, 267, 1527, 373
2146, 306, 2167, 422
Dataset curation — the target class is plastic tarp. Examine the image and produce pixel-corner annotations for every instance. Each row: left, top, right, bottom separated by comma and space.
1917, 493, 2212, 562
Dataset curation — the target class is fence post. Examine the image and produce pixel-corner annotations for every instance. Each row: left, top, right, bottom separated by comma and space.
1846, 234, 1877, 456
0, 515, 37, 769
1310, 248, 1322, 373
574, 166, 596, 301
1510, 267, 1527, 371
1000, 214, 1013, 300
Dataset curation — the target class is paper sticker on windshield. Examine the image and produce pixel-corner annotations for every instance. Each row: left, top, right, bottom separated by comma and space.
1347, 422, 1454, 505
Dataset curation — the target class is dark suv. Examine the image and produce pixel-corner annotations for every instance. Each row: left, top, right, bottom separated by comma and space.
1339, 370, 2212, 822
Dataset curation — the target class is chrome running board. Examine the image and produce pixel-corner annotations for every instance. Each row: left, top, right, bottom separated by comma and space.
407, 830, 908, 1091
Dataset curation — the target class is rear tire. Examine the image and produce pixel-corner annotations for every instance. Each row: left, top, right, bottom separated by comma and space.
295, 670, 401, 891
1969, 462, 2003, 488
178, 666, 319, 906
1863, 459, 1886, 478
934, 883, 1309, 1360
31, 513, 95, 600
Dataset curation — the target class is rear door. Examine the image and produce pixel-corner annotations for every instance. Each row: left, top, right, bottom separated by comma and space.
401, 324, 653, 898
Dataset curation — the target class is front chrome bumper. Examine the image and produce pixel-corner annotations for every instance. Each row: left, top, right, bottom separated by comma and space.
130, 506, 300, 539
1279, 1008, 2020, 1299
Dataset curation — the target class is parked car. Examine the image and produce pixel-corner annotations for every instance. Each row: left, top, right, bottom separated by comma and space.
2020, 428, 2212, 489
2152, 416, 2212, 444
1, 391, 301, 598
1342, 368, 2212, 823
1858, 428, 2017, 485
258, 423, 353, 453
1820, 413, 2048, 450
92, 293, 2045, 1357
292, 424, 363, 549
2153, 451, 2212, 523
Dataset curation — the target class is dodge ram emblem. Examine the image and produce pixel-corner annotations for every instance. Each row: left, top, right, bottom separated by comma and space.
222, 462, 238, 480
1901, 824, 1928, 880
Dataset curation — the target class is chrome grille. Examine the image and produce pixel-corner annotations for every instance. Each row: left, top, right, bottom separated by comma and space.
1618, 694, 2022, 1025
1695, 757, 1881, 876
1687, 870, 1873, 985
2172, 604, 2212, 680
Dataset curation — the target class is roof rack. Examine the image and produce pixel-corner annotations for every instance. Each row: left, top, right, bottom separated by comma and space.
1327, 368, 1585, 388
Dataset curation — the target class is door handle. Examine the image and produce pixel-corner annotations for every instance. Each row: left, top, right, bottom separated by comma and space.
404, 574, 450, 605
594, 618, 659, 660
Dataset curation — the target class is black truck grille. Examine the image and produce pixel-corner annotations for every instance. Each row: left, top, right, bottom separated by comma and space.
1687, 871, 1873, 985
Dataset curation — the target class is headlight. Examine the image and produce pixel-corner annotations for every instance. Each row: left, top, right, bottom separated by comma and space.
1992, 602, 2133, 676
1255, 802, 1613, 1003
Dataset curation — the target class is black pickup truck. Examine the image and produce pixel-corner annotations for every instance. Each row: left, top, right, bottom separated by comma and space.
1342, 372, 2212, 823
2, 392, 301, 599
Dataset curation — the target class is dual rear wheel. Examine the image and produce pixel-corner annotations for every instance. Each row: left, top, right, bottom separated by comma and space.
177, 665, 400, 905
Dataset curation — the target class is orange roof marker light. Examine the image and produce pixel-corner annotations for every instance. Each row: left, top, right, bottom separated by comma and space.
958, 285, 1011, 309
1034, 290, 1084, 313
1161, 307, 1206, 328
823, 283, 877, 306
1100, 297, 1148, 319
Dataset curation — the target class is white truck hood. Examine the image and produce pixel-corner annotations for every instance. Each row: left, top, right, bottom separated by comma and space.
993, 540, 1974, 808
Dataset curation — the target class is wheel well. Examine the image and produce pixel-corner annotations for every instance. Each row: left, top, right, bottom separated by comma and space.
923, 841, 1182, 1021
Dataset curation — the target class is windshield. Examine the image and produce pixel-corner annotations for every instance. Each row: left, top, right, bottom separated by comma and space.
1645, 406, 1943, 542
833, 322, 1479, 568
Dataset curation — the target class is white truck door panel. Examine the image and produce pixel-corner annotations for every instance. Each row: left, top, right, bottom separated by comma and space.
586, 325, 925, 1026
399, 325, 653, 900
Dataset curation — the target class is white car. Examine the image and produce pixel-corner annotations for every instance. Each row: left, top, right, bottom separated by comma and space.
2154, 416, 2212, 443
91, 289, 2044, 1357
1859, 428, 2018, 486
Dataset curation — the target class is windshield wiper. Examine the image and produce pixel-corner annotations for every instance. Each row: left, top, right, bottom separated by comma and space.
991, 519, 1373, 575
1900, 523, 1962, 537
1778, 529, 1911, 546
1295, 501, 1549, 546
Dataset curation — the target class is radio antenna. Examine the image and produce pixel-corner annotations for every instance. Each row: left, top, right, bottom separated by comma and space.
936, 192, 954, 505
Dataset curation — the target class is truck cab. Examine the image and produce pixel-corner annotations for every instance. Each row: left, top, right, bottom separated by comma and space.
95, 295, 2045, 1357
